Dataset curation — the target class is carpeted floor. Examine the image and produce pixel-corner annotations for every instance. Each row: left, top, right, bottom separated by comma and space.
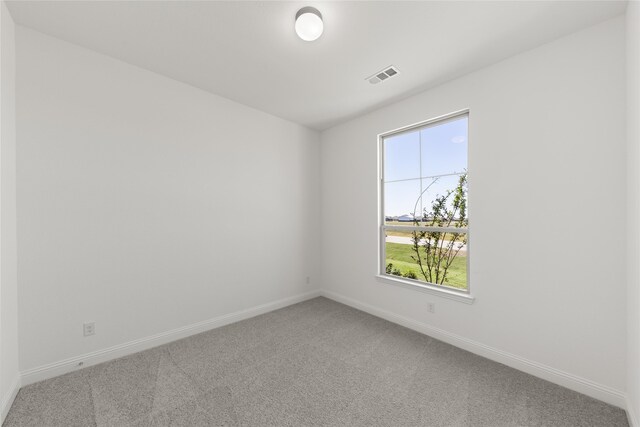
3, 297, 629, 426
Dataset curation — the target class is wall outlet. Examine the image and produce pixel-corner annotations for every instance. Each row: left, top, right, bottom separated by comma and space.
306, 276, 311, 284
83, 322, 95, 337
427, 303, 435, 314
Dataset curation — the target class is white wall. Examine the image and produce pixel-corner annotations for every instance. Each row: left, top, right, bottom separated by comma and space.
321, 17, 627, 405
627, 1, 640, 424
15, 27, 320, 373
8, 5, 633, 420
0, 1, 19, 422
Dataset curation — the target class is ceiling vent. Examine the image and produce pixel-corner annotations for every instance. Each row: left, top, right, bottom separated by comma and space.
366, 66, 399, 84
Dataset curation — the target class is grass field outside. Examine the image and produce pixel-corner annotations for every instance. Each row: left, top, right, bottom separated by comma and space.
385, 242, 467, 289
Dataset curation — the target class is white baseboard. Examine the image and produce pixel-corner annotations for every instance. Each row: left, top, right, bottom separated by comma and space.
12, 288, 635, 420
628, 397, 639, 427
1, 374, 21, 423
20, 290, 321, 387
320, 289, 627, 409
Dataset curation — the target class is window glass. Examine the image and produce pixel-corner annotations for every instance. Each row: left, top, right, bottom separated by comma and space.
381, 113, 469, 292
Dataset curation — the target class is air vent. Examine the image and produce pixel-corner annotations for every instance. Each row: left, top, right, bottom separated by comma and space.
367, 65, 400, 85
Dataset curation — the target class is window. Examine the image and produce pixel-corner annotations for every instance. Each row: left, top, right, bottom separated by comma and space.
379, 111, 469, 294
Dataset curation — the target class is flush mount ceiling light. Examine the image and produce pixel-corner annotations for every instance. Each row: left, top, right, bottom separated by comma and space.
295, 7, 323, 41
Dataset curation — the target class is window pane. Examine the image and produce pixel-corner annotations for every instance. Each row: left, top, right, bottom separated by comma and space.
419, 174, 467, 224
420, 116, 468, 177
384, 232, 468, 290
384, 179, 421, 221
384, 130, 420, 182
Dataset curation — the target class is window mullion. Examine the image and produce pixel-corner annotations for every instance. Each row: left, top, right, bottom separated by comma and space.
383, 225, 468, 234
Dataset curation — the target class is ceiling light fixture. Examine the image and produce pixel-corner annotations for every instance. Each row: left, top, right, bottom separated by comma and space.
295, 7, 323, 41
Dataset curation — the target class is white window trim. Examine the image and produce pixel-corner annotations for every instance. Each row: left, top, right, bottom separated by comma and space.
378, 109, 474, 304
375, 274, 475, 304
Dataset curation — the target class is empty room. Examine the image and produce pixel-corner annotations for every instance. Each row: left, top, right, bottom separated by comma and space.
0, 0, 639, 426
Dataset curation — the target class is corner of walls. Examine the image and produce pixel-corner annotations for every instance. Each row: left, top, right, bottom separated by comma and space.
0, 0, 20, 423
0, 374, 19, 423
628, 399, 639, 427
627, 1, 640, 425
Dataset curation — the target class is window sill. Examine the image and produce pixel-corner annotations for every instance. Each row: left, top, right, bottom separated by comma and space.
375, 275, 475, 304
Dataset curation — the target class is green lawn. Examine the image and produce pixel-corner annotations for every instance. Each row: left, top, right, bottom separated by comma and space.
385, 242, 467, 290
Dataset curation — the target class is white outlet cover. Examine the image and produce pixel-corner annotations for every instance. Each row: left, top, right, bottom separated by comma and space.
83, 322, 95, 336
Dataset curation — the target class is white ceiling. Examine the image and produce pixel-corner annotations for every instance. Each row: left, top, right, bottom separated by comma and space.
7, 1, 627, 130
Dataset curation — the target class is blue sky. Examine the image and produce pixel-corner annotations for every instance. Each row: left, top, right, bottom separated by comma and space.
384, 116, 467, 217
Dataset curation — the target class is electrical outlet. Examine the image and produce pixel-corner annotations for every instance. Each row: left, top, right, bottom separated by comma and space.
306, 276, 311, 284
427, 303, 435, 314
83, 322, 95, 337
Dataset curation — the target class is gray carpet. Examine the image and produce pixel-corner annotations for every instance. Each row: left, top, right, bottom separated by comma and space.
3, 297, 629, 427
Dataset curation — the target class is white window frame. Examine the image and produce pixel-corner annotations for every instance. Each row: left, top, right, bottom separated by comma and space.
376, 109, 474, 304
